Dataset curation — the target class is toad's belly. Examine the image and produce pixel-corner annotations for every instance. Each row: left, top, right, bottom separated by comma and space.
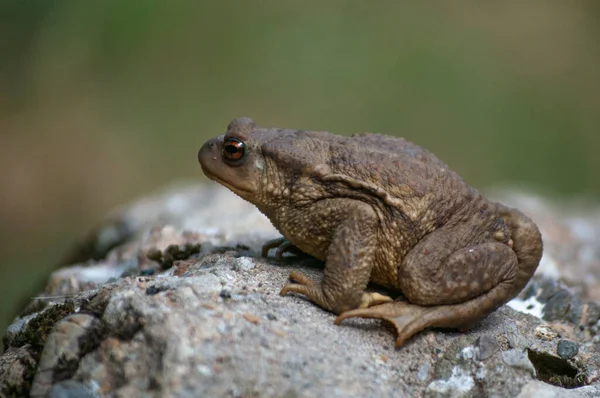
369, 251, 401, 290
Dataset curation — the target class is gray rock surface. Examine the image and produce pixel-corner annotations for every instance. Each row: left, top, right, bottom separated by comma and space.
1, 183, 599, 397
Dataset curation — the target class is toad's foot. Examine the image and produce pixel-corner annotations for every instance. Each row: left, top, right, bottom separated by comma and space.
280, 271, 392, 312
261, 237, 303, 262
359, 292, 394, 308
335, 301, 470, 348
280, 270, 331, 310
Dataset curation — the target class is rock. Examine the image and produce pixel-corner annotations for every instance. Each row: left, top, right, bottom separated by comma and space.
557, 339, 579, 359
1, 183, 600, 397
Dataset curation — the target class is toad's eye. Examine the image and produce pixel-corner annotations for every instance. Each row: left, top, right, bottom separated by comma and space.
223, 138, 245, 161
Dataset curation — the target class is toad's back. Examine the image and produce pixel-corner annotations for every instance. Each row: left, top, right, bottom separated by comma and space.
280, 129, 480, 229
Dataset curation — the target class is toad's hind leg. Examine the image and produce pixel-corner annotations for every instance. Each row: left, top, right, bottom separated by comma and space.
336, 241, 519, 347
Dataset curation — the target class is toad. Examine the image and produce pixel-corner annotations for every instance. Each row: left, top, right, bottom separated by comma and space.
198, 117, 543, 347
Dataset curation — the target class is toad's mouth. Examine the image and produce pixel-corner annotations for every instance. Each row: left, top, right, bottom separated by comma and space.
201, 165, 254, 196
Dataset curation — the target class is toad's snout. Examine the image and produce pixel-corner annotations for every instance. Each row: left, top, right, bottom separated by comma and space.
198, 137, 221, 166
198, 136, 226, 182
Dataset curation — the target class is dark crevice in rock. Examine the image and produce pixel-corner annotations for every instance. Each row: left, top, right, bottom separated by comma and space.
148, 376, 161, 391
0, 347, 37, 397
110, 311, 144, 341
145, 285, 170, 295
210, 244, 253, 257
527, 349, 585, 389
30, 313, 106, 393
53, 357, 81, 383
3, 291, 111, 395
6, 302, 76, 355
77, 321, 108, 356
146, 337, 167, 391
79, 290, 111, 318
147, 243, 202, 270
1, 302, 76, 397
54, 312, 143, 391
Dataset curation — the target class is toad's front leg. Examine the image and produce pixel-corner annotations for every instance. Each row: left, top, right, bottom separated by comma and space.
279, 202, 391, 314
261, 237, 304, 262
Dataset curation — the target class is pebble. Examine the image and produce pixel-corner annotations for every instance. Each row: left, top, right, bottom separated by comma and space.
501, 350, 536, 376
417, 363, 430, 382
266, 313, 277, 321
476, 334, 499, 360
243, 313, 260, 324
533, 325, 557, 341
234, 257, 255, 271
543, 290, 582, 324
139, 268, 156, 276
557, 339, 579, 359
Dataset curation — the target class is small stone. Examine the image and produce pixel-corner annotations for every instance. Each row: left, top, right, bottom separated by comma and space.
266, 313, 277, 321
476, 334, 499, 361
543, 290, 582, 324
501, 349, 536, 376
234, 257, 255, 271
243, 313, 260, 324
139, 268, 155, 276
534, 325, 558, 341
189, 273, 222, 294
145, 285, 167, 296
197, 364, 213, 377
557, 339, 579, 359
219, 289, 232, 299
417, 363, 430, 382
537, 278, 562, 302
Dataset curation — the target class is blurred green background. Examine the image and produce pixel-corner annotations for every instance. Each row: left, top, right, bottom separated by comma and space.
1, 1, 599, 335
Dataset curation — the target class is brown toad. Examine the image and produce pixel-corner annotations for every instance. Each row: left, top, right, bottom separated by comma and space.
197, 117, 543, 347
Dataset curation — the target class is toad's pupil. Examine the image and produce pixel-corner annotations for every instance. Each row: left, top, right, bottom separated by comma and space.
225, 145, 238, 153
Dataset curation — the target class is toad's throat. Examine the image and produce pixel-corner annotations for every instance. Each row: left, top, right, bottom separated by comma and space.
201, 167, 254, 196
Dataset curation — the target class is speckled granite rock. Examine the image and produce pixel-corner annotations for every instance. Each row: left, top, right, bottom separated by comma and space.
1, 184, 599, 398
